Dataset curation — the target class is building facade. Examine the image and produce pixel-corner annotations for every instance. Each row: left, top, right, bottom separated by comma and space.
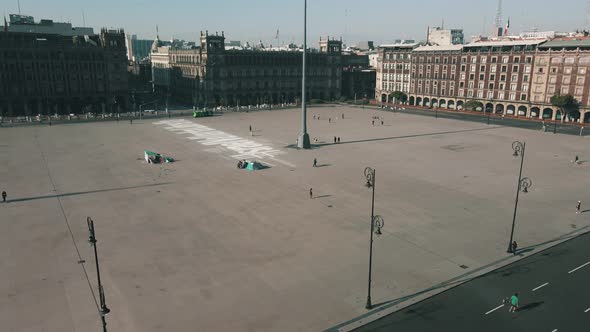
0, 28, 128, 116
531, 39, 590, 122
375, 43, 417, 103
427, 27, 464, 46
151, 31, 342, 107
376, 38, 590, 122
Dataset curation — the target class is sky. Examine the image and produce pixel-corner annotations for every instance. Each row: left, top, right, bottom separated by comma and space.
3, 0, 588, 46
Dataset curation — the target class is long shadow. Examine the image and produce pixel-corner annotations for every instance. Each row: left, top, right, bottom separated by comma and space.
316, 164, 332, 168
8, 182, 172, 203
314, 195, 332, 199
315, 126, 500, 147
518, 301, 544, 312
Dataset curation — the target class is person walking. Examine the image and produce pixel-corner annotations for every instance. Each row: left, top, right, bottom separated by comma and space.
574, 155, 579, 164
334, 136, 337, 143
341, 113, 344, 119
381, 120, 384, 125
329, 117, 331, 123
372, 120, 375, 126
337, 137, 340, 143
511, 241, 518, 255
313, 158, 317, 167
249, 125, 252, 132
1, 191, 6, 203
309, 188, 313, 199
577, 201, 582, 214
509, 293, 519, 312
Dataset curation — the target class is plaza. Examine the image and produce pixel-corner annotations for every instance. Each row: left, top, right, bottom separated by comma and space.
0, 105, 588, 331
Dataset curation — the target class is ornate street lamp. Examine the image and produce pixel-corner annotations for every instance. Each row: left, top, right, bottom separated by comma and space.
507, 142, 532, 253
364, 167, 385, 309
87, 217, 110, 331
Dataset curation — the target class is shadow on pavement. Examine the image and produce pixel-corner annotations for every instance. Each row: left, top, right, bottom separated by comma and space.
518, 301, 544, 312
8, 182, 172, 203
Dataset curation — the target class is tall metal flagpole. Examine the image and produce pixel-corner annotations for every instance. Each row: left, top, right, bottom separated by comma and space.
297, 0, 311, 149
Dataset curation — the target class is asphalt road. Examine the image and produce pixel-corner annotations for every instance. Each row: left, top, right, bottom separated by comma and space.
355, 232, 590, 332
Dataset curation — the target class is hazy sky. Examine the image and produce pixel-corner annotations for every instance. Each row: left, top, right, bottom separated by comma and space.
4, 0, 588, 45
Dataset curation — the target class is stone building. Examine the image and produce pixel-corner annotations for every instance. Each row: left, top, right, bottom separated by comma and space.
151, 31, 342, 107
531, 38, 590, 122
0, 28, 128, 117
375, 43, 418, 103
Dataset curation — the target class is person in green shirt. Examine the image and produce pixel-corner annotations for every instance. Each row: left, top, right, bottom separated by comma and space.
509, 293, 519, 312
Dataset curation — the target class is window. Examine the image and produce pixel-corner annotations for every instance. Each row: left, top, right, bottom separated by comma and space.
498, 92, 505, 99
461, 65, 466, 71
565, 57, 575, 64
467, 90, 474, 97
511, 74, 518, 82
579, 67, 587, 75
564, 67, 572, 74
575, 87, 583, 95
470, 65, 476, 72
481, 56, 487, 63
500, 75, 506, 81
502, 56, 509, 63
512, 66, 518, 72
479, 74, 485, 80
523, 75, 529, 82
538, 67, 544, 73
460, 73, 466, 80
480, 65, 486, 71
477, 91, 484, 98
471, 57, 477, 63
488, 83, 494, 89
548, 86, 556, 94
491, 66, 497, 73
561, 86, 569, 94
458, 89, 464, 97
563, 76, 571, 84
526, 57, 532, 63
551, 57, 562, 64
499, 83, 505, 90
468, 81, 474, 88
490, 74, 496, 80
549, 76, 556, 83
577, 77, 585, 85
459, 82, 464, 88
501, 66, 507, 72
469, 74, 475, 80
510, 83, 517, 91
522, 84, 529, 92
461, 57, 467, 63
478, 82, 484, 89
509, 93, 516, 100
487, 91, 494, 98
520, 94, 527, 101
525, 66, 531, 73
514, 57, 520, 63
491, 57, 497, 63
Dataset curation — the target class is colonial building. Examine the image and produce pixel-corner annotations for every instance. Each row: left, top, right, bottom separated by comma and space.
375, 43, 417, 103
531, 39, 590, 122
0, 28, 128, 117
151, 31, 342, 107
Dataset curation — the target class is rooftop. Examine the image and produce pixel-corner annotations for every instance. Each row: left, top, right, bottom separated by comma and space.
538, 38, 590, 49
464, 39, 547, 48
414, 45, 463, 52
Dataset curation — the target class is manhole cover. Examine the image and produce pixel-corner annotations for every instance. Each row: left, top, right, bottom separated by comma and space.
460, 265, 469, 269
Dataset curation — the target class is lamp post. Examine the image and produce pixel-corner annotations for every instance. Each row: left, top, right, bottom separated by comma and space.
87, 217, 110, 332
364, 167, 385, 309
297, 0, 311, 149
487, 97, 493, 125
507, 142, 532, 253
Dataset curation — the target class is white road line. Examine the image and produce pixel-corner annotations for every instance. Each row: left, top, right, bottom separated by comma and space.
532, 282, 549, 291
552, 329, 558, 332
485, 304, 504, 315
585, 308, 590, 313
568, 261, 590, 274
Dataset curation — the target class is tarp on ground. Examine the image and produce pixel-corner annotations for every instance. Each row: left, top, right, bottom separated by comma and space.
246, 161, 265, 171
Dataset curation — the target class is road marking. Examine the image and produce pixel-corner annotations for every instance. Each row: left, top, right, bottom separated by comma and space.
532, 282, 549, 291
552, 329, 558, 332
585, 308, 590, 313
568, 261, 590, 274
485, 304, 504, 315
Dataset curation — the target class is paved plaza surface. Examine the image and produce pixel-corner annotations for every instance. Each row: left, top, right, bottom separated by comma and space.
0, 105, 588, 331
353, 231, 590, 332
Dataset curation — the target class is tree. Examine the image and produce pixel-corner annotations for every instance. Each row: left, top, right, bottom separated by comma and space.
464, 100, 483, 111
550, 94, 580, 123
390, 91, 407, 104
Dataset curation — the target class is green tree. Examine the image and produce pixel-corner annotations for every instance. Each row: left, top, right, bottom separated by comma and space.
550, 94, 580, 123
464, 100, 483, 111
390, 91, 407, 104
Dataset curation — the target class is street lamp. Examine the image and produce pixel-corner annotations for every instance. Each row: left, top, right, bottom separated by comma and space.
507, 142, 532, 253
87, 217, 110, 332
487, 97, 493, 125
364, 167, 385, 309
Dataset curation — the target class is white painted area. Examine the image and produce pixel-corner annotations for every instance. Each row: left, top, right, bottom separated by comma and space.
532, 282, 549, 291
568, 261, 590, 274
552, 329, 558, 332
585, 308, 590, 313
485, 304, 504, 315
155, 119, 292, 166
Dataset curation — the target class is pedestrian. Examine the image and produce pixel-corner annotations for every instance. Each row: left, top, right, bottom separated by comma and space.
511, 241, 518, 255
372, 120, 375, 126
576, 201, 581, 214
249, 125, 252, 132
318, 116, 320, 120
509, 293, 519, 312
337, 137, 340, 143
342, 113, 344, 119
130, 119, 133, 125
313, 158, 317, 167
313, 115, 316, 120
329, 118, 331, 123
1, 190, 6, 203
574, 155, 579, 164
309, 188, 313, 199
381, 120, 384, 125
334, 136, 337, 143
